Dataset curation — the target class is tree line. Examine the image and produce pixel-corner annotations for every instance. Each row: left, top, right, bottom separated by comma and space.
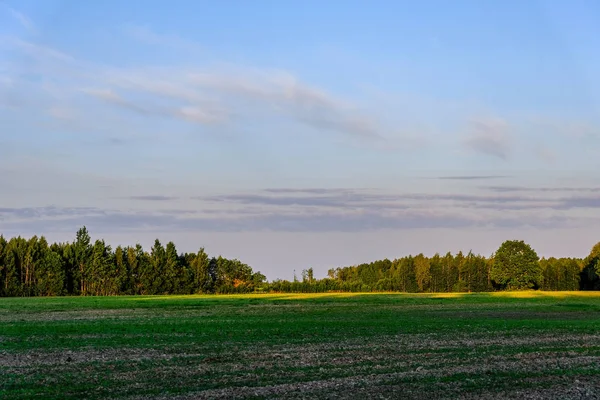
0, 227, 266, 297
0, 227, 599, 297
273, 240, 600, 293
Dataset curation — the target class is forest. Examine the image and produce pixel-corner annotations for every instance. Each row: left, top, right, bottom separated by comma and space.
0, 227, 599, 297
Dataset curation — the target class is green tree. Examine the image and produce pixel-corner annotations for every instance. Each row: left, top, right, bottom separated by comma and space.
397, 256, 418, 292
4, 237, 26, 296
452, 251, 465, 292
125, 246, 140, 294
148, 239, 166, 294
581, 242, 600, 290
491, 240, 541, 290
429, 254, 443, 292
56, 242, 76, 294
90, 240, 113, 296
73, 227, 92, 295
191, 248, 213, 293
414, 254, 431, 292
252, 271, 267, 287
35, 251, 65, 296
208, 257, 218, 291
164, 242, 180, 294
114, 246, 129, 294
589, 243, 600, 271
0, 236, 7, 296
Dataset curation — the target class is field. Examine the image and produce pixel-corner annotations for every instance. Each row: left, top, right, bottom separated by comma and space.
2, 292, 600, 399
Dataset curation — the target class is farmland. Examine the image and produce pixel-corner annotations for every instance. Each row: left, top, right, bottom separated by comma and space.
2, 292, 600, 399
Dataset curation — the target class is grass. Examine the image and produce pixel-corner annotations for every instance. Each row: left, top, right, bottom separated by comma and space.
1, 292, 600, 399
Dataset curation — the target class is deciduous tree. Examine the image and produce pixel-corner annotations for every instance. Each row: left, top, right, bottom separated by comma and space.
491, 240, 541, 290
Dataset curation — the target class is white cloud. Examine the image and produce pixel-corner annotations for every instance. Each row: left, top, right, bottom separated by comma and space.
123, 24, 202, 52
7, 7, 35, 33
7, 37, 73, 62
2, 34, 385, 140
535, 145, 558, 164
527, 116, 599, 140
81, 87, 227, 124
82, 88, 122, 103
463, 117, 513, 160
46, 106, 76, 120
3, 186, 600, 235
178, 106, 225, 124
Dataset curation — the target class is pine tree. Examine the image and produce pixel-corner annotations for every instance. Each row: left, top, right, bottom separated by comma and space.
36, 250, 65, 296
148, 239, 166, 294
414, 254, 431, 292
165, 242, 180, 294
73, 227, 92, 295
0, 235, 6, 297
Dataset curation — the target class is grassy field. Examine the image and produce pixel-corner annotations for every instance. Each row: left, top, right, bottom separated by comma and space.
2, 292, 600, 399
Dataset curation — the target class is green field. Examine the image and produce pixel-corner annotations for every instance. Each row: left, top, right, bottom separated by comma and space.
2, 292, 600, 399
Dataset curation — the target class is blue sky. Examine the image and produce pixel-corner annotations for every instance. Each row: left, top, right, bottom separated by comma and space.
1, 0, 600, 279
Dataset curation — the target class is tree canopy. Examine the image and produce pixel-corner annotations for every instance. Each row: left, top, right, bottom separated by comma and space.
0, 228, 598, 297
581, 242, 600, 290
490, 240, 541, 290
0, 227, 266, 297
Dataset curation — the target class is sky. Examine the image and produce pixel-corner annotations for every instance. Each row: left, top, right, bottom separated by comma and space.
1, 0, 600, 279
